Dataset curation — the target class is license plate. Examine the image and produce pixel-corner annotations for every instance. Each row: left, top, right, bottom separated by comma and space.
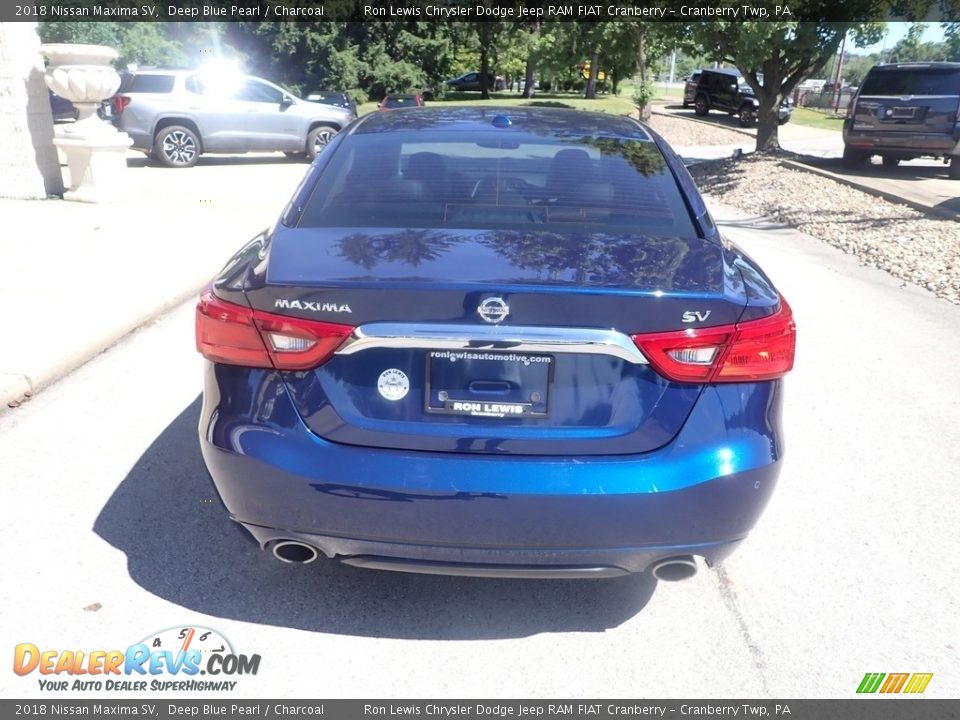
425, 350, 552, 418
889, 106, 918, 119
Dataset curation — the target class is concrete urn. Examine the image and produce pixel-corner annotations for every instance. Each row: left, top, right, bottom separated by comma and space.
41, 43, 133, 202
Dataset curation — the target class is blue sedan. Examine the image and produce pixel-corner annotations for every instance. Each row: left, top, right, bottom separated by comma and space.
196, 107, 795, 581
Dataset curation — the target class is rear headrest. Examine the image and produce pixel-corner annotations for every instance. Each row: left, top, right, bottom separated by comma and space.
405, 152, 446, 181
547, 149, 593, 195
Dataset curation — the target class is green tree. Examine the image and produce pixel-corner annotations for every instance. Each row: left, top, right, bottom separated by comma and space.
39, 21, 187, 69
690, 15, 886, 152
945, 22, 960, 60
889, 22, 926, 61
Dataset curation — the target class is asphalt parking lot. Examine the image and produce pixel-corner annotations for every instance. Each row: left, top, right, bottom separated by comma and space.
1, 156, 958, 700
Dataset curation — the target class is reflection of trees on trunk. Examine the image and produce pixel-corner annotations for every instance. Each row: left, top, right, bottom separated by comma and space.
480, 231, 718, 291
337, 229, 460, 269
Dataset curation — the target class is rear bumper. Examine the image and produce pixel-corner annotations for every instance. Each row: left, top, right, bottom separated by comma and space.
843, 124, 960, 156
199, 364, 784, 577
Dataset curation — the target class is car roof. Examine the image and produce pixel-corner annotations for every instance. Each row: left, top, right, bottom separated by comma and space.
703, 67, 741, 77
352, 106, 652, 139
871, 62, 960, 71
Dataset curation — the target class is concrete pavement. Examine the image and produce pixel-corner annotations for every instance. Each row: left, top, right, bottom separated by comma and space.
0, 153, 310, 409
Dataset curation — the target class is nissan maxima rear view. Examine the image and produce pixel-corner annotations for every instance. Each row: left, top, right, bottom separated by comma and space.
196, 107, 796, 581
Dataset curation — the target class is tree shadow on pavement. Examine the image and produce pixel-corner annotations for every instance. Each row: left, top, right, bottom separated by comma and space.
94, 398, 658, 640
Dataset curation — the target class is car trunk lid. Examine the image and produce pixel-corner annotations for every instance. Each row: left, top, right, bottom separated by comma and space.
237, 226, 747, 456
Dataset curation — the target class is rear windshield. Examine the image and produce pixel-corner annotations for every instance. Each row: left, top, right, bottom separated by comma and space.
298, 132, 696, 237
861, 68, 960, 96
119, 74, 176, 94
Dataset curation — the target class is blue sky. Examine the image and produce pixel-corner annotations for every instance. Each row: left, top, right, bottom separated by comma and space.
856, 22, 947, 54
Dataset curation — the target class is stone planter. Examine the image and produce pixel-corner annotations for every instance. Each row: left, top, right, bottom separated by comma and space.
41, 43, 132, 203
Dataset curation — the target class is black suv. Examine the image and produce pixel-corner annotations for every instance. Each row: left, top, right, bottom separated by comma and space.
842, 62, 960, 178
692, 68, 792, 127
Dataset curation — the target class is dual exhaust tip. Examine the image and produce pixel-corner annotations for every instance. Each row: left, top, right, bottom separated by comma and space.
271, 541, 699, 582
650, 555, 698, 582
271, 540, 319, 565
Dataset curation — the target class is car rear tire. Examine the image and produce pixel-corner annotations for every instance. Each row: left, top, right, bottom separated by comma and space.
949, 156, 960, 180
738, 106, 758, 127
154, 125, 200, 168
842, 146, 868, 170
778, 116, 790, 125
882, 155, 900, 168
694, 95, 709, 117
306, 125, 337, 161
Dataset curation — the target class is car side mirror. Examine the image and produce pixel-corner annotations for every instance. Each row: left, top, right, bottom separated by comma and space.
280, 94, 294, 107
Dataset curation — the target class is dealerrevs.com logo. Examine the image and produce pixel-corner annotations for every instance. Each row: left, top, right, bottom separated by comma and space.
13, 626, 261, 692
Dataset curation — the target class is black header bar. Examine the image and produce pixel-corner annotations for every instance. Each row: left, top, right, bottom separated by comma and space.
5, 0, 957, 22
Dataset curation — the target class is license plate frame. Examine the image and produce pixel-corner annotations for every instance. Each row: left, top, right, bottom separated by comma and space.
424, 349, 553, 419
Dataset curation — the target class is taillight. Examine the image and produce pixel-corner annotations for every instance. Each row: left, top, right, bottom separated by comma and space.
632, 299, 796, 384
112, 95, 131, 115
195, 291, 353, 370
846, 95, 858, 119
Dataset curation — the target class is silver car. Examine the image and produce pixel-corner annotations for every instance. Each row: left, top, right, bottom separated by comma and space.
111, 69, 355, 168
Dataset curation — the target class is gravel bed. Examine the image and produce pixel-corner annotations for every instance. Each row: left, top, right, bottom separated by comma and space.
688, 154, 960, 305
645, 111, 751, 148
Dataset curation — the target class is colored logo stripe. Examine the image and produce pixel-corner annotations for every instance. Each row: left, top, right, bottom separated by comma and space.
857, 673, 885, 694
903, 673, 933, 694
880, 673, 909, 693
857, 672, 932, 694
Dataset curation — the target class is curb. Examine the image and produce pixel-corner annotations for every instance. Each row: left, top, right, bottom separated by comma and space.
1, 280, 206, 413
780, 159, 960, 223
650, 107, 756, 138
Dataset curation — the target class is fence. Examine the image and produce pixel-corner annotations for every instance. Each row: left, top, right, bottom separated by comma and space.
793, 87, 857, 113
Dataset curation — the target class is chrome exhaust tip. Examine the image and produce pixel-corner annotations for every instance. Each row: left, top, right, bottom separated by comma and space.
650, 555, 698, 582
271, 540, 319, 565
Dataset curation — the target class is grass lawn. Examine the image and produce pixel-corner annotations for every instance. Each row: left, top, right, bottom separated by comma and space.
789, 107, 845, 132
357, 91, 637, 117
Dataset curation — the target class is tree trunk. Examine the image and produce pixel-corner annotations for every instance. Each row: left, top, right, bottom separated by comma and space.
480, 45, 490, 100
585, 47, 600, 99
634, 24, 651, 122
523, 53, 536, 98
754, 60, 783, 153
0, 22, 63, 199
755, 97, 781, 152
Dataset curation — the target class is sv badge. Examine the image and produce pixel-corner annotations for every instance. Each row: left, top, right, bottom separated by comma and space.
681, 310, 711, 323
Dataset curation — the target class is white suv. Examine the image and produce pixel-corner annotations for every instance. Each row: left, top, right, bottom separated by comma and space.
111, 69, 355, 168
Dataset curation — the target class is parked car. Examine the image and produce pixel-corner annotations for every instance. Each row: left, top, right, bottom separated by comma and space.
378, 93, 425, 111
195, 107, 796, 580
842, 62, 960, 178
446, 72, 506, 92
306, 90, 357, 117
110, 69, 355, 167
692, 68, 792, 127
682, 70, 702, 108
48, 90, 78, 123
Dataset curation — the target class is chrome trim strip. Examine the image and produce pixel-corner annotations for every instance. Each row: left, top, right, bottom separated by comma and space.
336, 323, 649, 364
